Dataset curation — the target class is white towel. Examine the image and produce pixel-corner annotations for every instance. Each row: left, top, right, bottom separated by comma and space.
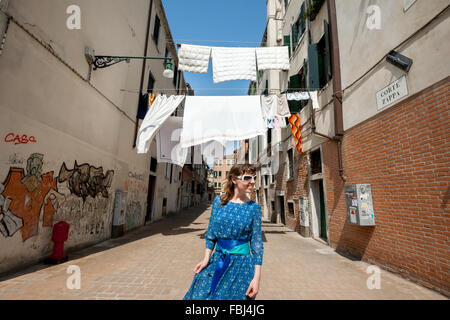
256, 46, 290, 70
180, 96, 266, 148
156, 116, 188, 167
211, 47, 257, 83
178, 44, 211, 73
310, 91, 320, 109
136, 95, 185, 154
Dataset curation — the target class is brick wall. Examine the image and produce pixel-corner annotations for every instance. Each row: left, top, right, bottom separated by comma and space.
323, 76, 450, 296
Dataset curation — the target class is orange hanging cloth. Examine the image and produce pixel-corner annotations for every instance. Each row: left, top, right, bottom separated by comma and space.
288, 114, 302, 154
148, 93, 157, 110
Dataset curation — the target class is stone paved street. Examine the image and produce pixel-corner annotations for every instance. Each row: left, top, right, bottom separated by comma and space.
0, 201, 446, 300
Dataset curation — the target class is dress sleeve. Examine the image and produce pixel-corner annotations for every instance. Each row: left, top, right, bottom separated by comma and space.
205, 196, 219, 250
250, 204, 264, 265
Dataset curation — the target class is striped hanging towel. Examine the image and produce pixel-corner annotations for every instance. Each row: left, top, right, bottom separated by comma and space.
288, 114, 303, 154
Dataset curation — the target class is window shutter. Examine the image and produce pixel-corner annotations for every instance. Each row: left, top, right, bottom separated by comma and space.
284, 35, 291, 58
308, 43, 320, 89
324, 20, 332, 81
300, 2, 306, 34
291, 23, 298, 48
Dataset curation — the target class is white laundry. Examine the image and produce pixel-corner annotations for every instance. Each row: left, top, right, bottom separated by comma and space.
156, 116, 188, 167
260, 95, 278, 119
276, 94, 291, 117
287, 92, 310, 100
310, 91, 320, 109
179, 96, 266, 148
178, 44, 211, 73
136, 95, 185, 154
211, 47, 257, 83
255, 46, 290, 70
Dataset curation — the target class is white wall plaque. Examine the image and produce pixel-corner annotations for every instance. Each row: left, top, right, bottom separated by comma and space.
376, 75, 408, 111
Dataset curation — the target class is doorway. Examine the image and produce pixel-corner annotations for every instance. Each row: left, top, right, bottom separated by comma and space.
278, 196, 286, 225
145, 175, 156, 222
318, 180, 327, 240
310, 179, 327, 241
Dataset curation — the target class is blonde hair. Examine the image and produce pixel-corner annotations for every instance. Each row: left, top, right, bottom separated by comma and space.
220, 163, 257, 207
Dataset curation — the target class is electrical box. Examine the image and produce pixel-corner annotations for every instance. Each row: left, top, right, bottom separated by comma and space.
344, 184, 375, 226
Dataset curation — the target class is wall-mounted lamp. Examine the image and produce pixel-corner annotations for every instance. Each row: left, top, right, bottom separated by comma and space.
386, 50, 413, 72
85, 46, 174, 78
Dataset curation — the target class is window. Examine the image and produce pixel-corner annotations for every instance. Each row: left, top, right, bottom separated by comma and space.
147, 71, 155, 93
288, 64, 307, 113
173, 64, 178, 87
311, 149, 322, 174
271, 201, 275, 212
292, 2, 306, 49
153, 14, 160, 46
267, 129, 272, 158
288, 202, 295, 218
308, 20, 332, 90
165, 163, 171, 179
150, 157, 157, 172
288, 148, 294, 179
219, 171, 222, 177
218, 182, 222, 188
227, 159, 231, 166
226, 171, 229, 177
214, 182, 217, 188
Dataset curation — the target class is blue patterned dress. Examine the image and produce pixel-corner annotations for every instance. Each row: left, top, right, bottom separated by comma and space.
183, 195, 264, 300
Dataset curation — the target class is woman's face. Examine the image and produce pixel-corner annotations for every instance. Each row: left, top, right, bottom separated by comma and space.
232, 171, 256, 194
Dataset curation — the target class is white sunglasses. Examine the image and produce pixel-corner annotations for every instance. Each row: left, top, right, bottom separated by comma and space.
236, 175, 257, 182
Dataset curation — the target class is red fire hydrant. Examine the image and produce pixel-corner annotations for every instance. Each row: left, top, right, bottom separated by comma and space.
45, 221, 70, 264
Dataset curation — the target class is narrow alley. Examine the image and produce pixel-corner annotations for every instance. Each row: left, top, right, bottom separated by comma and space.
0, 202, 445, 300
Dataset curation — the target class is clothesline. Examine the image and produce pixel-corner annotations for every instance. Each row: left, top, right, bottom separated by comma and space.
121, 88, 320, 93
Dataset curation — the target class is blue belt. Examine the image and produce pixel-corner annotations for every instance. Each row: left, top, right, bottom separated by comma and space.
210, 239, 250, 296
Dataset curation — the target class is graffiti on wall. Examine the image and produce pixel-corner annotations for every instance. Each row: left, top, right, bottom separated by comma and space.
4, 133, 37, 145
124, 171, 145, 230
1, 153, 58, 241
58, 161, 114, 202
0, 154, 115, 242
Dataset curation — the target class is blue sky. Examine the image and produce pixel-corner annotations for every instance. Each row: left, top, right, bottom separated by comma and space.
162, 0, 267, 157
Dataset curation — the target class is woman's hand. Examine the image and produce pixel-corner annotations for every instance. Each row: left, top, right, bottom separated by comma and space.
193, 258, 209, 274
246, 278, 260, 298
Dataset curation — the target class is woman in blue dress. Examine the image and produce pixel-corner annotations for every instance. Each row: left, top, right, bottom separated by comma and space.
183, 163, 264, 300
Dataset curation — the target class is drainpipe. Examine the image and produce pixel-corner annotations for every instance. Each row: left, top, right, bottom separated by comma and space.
309, 0, 345, 181
133, 0, 153, 148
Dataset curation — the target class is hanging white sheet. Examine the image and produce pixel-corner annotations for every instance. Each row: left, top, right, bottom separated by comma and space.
136, 95, 185, 154
211, 47, 257, 83
310, 91, 320, 109
255, 46, 290, 70
179, 95, 266, 148
178, 44, 211, 73
156, 116, 188, 167
277, 94, 291, 117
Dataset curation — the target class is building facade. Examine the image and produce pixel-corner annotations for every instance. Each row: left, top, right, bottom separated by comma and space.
0, 0, 209, 275
247, 0, 449, 296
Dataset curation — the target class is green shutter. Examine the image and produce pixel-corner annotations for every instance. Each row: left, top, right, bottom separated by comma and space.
300, 2, 306, 34
292, 23, 298, 48
324, 20, 332, 81
284, 35, 291, 58
308, 43, 320, 89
